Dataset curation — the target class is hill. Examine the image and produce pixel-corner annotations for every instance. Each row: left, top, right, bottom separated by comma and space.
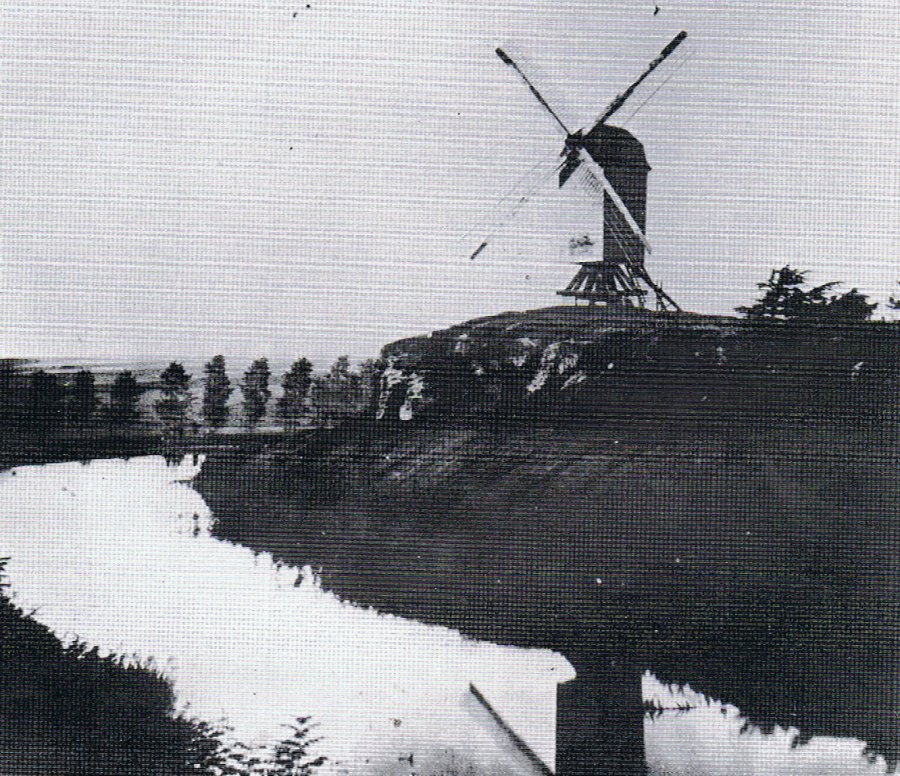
376, 305, 900, 422
197, 358, 899, 771
191, 304, 900, 771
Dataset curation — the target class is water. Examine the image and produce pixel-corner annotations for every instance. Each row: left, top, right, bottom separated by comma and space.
644, 679, 889, 776
0, 456, 568, 775
0, 456, 892, 774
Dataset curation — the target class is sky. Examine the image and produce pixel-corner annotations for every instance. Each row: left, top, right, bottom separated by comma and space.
4, 0, 898, 366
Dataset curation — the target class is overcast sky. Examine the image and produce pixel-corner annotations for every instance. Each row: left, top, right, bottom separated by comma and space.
4, 0, 898, 365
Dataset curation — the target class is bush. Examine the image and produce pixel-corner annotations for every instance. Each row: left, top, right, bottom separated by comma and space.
736, 266, 876, 324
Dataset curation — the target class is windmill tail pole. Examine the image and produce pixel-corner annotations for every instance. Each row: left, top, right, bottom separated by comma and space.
598, 30, 687, 125
640, 270, 681, 311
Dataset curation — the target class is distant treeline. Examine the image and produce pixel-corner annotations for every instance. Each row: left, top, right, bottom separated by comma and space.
0, 356, 381, 437
3, 266, 897, 436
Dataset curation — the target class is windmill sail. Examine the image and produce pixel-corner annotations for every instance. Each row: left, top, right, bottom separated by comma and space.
467, 156, 564, 260
595, 31, 687, 126
572, 149, 651, 254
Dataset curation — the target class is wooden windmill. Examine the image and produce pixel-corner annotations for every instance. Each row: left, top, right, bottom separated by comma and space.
473, 32, 687, 311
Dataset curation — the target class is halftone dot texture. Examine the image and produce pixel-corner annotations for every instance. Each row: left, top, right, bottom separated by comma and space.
2, 1, 898, 774
3, 0, 898, 363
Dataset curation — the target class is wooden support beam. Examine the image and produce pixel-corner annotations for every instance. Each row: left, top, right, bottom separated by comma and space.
556, 644, 646, 776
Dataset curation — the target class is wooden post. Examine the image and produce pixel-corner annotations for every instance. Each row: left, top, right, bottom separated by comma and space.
556, 642, 646, 776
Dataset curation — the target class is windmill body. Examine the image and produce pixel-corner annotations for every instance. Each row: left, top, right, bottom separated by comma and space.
557, 124, 651, 305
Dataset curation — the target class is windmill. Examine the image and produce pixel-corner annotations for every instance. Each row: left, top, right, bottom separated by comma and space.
473, 32, 687, 311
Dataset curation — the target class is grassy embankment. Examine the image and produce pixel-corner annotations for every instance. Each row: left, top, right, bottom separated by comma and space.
0, 575, 226, 775
196, 390, 899, 769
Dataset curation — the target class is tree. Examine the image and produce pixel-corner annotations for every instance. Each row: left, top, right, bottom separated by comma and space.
819, 287, 877, 323
109, 371, 143, 425
202, 355, 232, 430
276, 358, 313, 430
28, 370, 64, 428
737, 266, 835, 321
67, 369, 98, 423
154, 362, 193, 436
737, 266, 875, 324
329, 355, 351, 381
310, 356, 372, 425
241, 358, 271, 428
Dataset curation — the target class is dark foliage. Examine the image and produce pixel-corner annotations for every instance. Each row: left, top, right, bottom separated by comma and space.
155, 362, 193, 437
329, 355, 351, 381
276, 358, 313, 430
0, 565, 224, 774
270, 717, 326, 775
67, 369, 98, 422
311, 356, 375, 425
819, 287, 878, 324
0, 561, 324, 775
736, 266, 876, 323
109, 371, 144, 425
202, 355, 233, 430
241, 358, 271, 428
28, 370, 65, 427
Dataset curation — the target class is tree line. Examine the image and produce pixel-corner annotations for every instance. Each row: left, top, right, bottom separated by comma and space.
0, 356, 378, 435
2, 266, 896, 435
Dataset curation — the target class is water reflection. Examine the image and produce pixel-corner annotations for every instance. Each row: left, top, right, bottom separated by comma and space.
644, 675, 889, 775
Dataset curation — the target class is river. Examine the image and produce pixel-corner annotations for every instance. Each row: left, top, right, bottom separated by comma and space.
0, 455, 891, 775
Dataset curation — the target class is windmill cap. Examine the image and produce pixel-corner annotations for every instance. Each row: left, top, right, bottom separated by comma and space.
582, 124, 651, 170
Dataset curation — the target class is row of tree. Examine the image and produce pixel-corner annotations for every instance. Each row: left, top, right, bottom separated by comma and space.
0, 365, 141, 428
0, 356, 377, 434
153, 355, 378, 434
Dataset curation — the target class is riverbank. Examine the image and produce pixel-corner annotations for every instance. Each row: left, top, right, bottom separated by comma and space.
0, 404, 894, 774
196, 396, 900, 771
0, 580, 219, 775
0, 424, 308, 472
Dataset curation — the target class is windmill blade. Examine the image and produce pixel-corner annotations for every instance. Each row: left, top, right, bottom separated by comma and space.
619, 48, 695, 127
468, 157, 565, 260
496, 48, 572, 136
573, 147, 652, 254
594, 31, 687, 127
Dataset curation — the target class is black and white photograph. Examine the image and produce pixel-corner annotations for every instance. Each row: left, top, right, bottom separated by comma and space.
2, 1, 898, 774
